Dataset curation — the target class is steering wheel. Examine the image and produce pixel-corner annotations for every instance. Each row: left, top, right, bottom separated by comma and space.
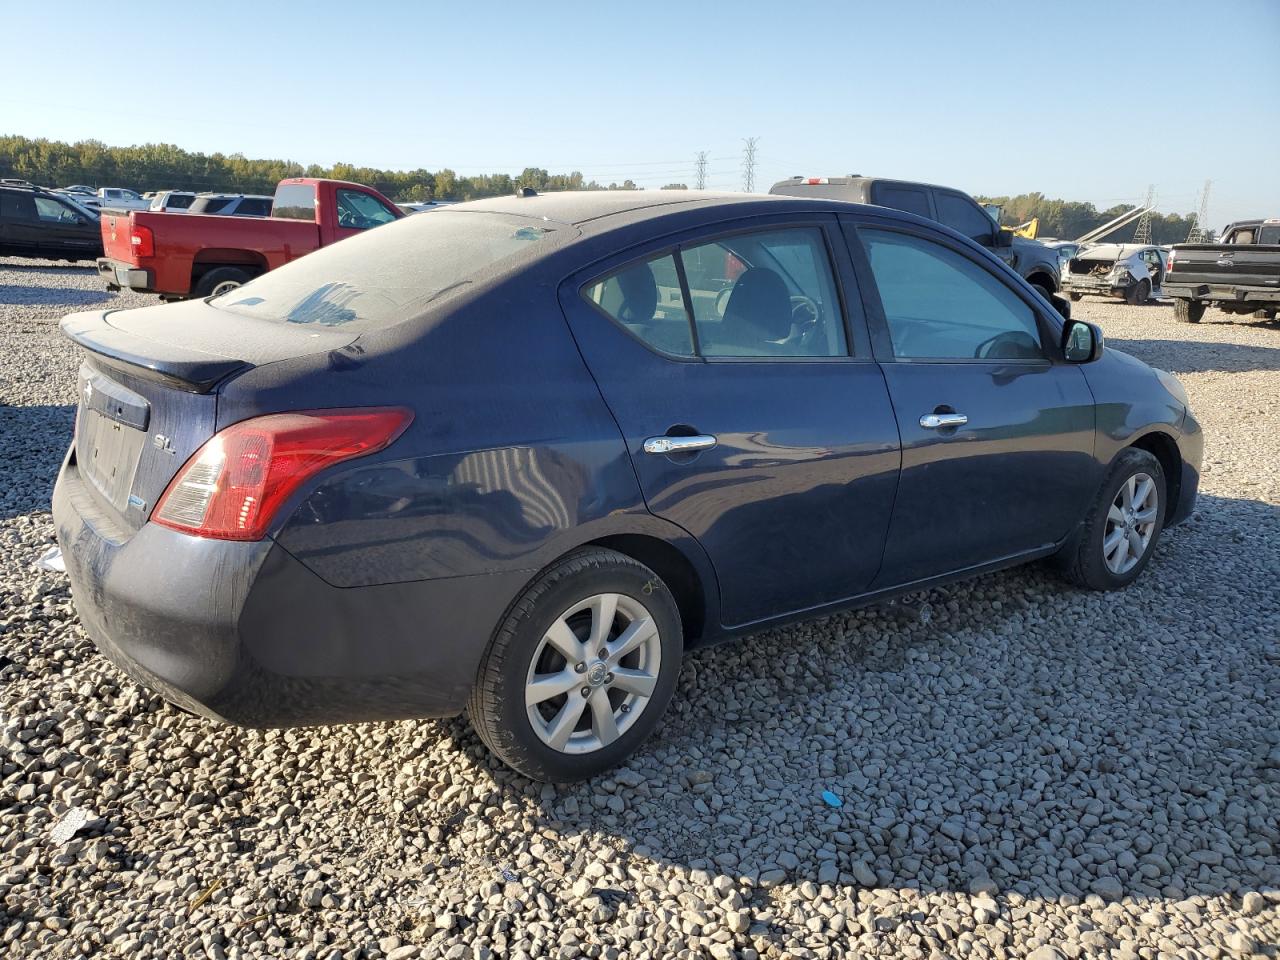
974, 330, 1040, 360
790, 295, 819, 328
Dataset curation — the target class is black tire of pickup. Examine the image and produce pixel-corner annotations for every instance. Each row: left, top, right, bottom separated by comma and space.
1173, 299, 1205, 324
1253, 309, 1277, 322
194, 266, 252, 299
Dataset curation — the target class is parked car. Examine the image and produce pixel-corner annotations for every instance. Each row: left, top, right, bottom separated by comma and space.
1040, 239, 1081, 274
54, 190, 1201, 781
1062, 244, 1168, 305
96, 177, 403, 299
96, 187, 149, 211
1165, 218, 1280, 323
769, 175, 1062, 299
148, 190, 197, 213
0, 183, 102, 261
186, 193, 274, 217
60, 185, 98, 197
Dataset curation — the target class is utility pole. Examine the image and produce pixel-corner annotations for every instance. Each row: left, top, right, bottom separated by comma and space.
742, 137, 759, 193
1132, 184, 1156, 244
1186, 179, 1212, 243
694, 151, 708, 191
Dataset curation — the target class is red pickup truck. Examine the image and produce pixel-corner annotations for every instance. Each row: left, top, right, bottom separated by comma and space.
96, 178, 403, 300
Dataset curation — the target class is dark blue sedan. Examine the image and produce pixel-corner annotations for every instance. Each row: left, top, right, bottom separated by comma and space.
53, 191, 1201, 781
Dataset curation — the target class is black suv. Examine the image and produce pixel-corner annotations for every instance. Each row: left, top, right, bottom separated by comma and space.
0, 185, 102, 262
770, 176, 1061, 299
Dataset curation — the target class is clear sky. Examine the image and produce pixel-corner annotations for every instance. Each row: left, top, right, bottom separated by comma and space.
3, 0, 1277, 228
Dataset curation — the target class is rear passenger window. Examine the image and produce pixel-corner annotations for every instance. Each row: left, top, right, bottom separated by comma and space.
871, 185, 931, 219
683, 228, 847, 357
584, 255, 695, 356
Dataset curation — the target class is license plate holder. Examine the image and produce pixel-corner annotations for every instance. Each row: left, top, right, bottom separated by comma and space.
77, 408, 146, 511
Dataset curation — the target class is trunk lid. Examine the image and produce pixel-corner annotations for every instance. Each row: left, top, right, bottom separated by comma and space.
63, 300, 360, 535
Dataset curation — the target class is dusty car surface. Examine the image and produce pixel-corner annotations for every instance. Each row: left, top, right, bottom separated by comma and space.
53, 190, 1202, 781
1063, 243, 1168, 304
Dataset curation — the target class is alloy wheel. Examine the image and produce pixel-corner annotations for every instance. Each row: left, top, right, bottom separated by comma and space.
524, 593, 662, 755
1103, 472, 1158, 575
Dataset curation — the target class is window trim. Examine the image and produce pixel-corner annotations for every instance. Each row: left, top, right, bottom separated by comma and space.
576, 217, 869, 364
934, 189, 997, 247
843, 217, 1062, 365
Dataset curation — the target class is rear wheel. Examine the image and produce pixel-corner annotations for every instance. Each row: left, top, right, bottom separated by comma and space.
194, 266, 252, 298
1173, 298, 1205, 323
1125, 279, 1150, 305
1055, 448, 1166, 591
1253, 309, 1277, 321
1068, 293, 1083, 302
468, 548, 683, 782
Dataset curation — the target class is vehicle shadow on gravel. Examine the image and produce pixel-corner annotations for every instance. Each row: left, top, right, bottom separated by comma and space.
452, 492, 1280, 907
1108, 337, 1280, 374
0, 259, 96, 274
0, 284, 111, 308
0, 403, 74, 520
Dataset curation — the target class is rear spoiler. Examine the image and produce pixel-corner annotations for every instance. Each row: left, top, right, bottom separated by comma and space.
61, 310, 250, 394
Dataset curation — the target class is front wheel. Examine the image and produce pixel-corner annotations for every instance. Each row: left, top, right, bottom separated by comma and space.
1068, 293, 1083, 302
1055, 448, 1166, 591
1173, 298, 1206, 323
468, 548, 683, 782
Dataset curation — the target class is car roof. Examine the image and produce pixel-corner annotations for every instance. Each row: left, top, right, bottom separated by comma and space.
460, 190, 797, 226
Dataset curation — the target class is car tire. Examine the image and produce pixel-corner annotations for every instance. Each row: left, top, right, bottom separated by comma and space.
1173, 298, 1205, 323
1030, 283, 1054, 304
1124, 279, 1150, 305
1055, 448, 1166, 591
1252, 309, 1277, 321
194, 266, 252, 298
1068, 293, 1083, 302
468, 548, 683, 782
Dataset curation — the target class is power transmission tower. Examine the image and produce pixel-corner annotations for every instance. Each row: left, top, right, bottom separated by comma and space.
742, 137, 759, 193
1132, 184, 1156, 244
1186, 179, 1212, 243
694, 151, 708, 191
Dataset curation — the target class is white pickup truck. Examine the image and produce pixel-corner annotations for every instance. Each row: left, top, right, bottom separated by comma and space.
95, 187, 149, 211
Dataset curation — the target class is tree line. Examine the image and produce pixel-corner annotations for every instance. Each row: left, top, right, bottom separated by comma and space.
0, 135, 642, 201
1, 135, 1210, 243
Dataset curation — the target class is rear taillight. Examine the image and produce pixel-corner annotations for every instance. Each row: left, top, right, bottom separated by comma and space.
130, 224, 154, 258
805, 177, 830, 185
1166, 250, 1176, 273
153, 408, 413, 541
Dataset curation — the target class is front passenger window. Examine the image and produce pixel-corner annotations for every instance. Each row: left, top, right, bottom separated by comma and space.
862, 229, 1044, 361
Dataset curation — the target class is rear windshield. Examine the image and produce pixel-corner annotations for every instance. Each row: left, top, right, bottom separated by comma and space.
210, 211, 563, 332
273, 183, 316, 221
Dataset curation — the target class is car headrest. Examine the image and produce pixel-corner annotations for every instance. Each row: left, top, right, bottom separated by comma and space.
722, 267, 792, 341
615, 262, 658, 324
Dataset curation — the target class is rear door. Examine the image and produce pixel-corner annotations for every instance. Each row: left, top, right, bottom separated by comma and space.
0, 191, 42, 255
560, 215, 901, 628
843, 216, 1098, 587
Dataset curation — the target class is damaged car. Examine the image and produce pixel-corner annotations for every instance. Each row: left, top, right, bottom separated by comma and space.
1063, 243, 1168, 305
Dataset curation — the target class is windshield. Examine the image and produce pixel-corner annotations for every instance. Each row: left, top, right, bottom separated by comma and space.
211, 211, 562, 332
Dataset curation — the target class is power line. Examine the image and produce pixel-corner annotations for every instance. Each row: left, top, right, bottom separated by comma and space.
742, 137, 759, 193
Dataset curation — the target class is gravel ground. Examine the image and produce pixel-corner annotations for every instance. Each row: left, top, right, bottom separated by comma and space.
1, 258, 1277, 960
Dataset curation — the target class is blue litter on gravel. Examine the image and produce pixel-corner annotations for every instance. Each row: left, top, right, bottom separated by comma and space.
822, 790, 843, 808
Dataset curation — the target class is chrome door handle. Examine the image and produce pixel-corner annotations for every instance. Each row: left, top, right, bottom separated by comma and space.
919, 413, 968, 429
643, 435, 717, 455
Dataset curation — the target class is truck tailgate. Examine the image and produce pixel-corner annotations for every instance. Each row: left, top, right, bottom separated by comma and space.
100, 210, 138, 264
1170, 243, 1280, 288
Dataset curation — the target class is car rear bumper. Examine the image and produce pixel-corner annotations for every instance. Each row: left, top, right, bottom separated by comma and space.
1063, 275, 1129, 297
97, 258, 154, 294
1163, 282, 1280, 305
53, 450, 527, 727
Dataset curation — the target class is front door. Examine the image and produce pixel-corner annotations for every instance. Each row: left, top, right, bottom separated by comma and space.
845, 219, 1099, 588
32, 194, 99, 259
560, 217, 901, 627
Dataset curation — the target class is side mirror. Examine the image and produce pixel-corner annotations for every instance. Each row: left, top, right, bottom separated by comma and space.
991, 229, 1014, 248
1050, 293, 1071, 320
1061, 319, 1104, 363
